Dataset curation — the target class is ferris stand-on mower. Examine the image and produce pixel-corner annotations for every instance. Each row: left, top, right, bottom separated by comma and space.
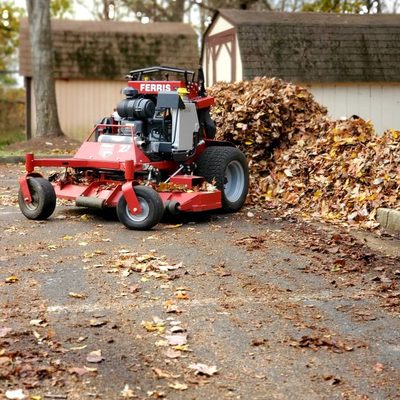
18, 66, 249, 230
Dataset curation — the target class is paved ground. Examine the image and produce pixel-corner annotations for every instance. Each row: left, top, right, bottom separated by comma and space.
0, 164, 399, 400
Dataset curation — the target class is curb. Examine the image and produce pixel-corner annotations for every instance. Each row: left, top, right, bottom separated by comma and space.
377, 208, 400, 236
0, 155, 71, 164
0, 155, 26, 164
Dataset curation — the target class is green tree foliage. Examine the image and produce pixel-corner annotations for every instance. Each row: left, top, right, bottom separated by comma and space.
50, 0, 73, 18
121, 0, 271, 26
0, 1, 24, 85
302, 0, 383, 13
0, 86, 25, 146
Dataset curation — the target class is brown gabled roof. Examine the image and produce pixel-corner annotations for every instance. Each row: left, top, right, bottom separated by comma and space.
206, 10, 400, 83
20, 19, 198, 79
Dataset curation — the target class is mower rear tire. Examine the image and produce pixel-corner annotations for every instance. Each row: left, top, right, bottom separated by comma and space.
18, 177, 56, 220
196, 146, 249, 212
117, 185, 164, 230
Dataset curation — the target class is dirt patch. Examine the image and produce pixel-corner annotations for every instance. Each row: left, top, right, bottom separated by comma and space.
4, 136, 80, 155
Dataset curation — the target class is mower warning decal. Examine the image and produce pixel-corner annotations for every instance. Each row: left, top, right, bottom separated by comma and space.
119, 145, 131, 153
99, 143, 114, 159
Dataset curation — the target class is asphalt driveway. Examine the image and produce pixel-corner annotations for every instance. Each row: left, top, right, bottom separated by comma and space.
1, 163, 399, 400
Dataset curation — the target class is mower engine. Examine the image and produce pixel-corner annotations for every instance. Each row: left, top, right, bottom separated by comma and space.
99, 66, 216, 162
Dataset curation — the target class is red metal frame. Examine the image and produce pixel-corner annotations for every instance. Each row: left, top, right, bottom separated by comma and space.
20, 124, 223, 216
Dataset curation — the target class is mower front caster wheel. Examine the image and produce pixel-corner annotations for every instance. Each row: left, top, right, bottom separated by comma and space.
117, 185, 164, 230
18, 177, 56, 220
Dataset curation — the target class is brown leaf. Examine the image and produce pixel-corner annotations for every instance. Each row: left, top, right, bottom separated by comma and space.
86, 349, 104, 363
152, 368, 173, 379
5, 276, 18, 283
0, 327, 12, 337
89, 319, 107, 327
168, 382, 188, 391
373, 362, 384, 373
165, 333, 187, 346
188, 363, 218, 376
164, 348, 181, 359
69, 292, 87, 299
69, 367, 89, 376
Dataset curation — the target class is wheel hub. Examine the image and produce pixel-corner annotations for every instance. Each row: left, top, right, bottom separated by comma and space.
224, 160, 245, 203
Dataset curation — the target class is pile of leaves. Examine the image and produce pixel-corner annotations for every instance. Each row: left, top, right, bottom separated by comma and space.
208, 78, 400, 228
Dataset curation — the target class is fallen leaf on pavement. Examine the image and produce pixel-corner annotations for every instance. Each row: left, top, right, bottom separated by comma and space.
120, 384, 136, 398
142, 319, 166, 333
69, 292, 87, 299
146, 390, 166, 398
251, 338, 268, 346
69, 345, 87, 350
164, 224, 183, 229
188, 363, 218, 376
373, 362, 384, 373
163, 300, 180, 313
166, 333, 187, 346
129, 284, 141, 293
89, 319, 107, 327
289, 335, 353, 353
5, 389, 26, 400
0, 327, 12, 337
32, 330, 42, 340
168, 382, 188, 391
152, 367, 173, 379
164, 348, 181, 358
170, 325, 185, 333
84, 366, 98, 372
30, 319, 47, 327
156, 261, 183, 272
69, 367, 89, 376
173, 344, 191, 352
175, 291, 189, 300
86, 349, 104, 363
0, 356, 11, 365
323, 375, 341, 385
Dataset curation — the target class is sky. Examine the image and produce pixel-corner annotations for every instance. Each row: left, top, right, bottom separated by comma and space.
15, 0, 93, 19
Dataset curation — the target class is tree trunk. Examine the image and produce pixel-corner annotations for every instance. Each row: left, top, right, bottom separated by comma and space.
26, 0, 63, 138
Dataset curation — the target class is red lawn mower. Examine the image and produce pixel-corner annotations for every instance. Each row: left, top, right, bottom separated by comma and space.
18, 66, 249, 230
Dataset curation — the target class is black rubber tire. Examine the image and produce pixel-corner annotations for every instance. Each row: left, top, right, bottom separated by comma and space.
18, 177, 56, 220
117, 185, 164, 230
165, 200, 180, 215
195, 146, 249, 212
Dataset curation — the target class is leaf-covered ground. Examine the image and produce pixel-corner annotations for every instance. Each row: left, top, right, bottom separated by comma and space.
1, 164, 399, 399
209, 78, 400, 230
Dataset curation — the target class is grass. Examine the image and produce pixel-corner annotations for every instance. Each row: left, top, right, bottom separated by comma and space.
0, 129, 25, 151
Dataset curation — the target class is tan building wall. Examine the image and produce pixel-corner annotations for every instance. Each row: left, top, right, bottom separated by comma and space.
307, 83, 400, 134
203, 14, 242, 86
32, 79, 127, 140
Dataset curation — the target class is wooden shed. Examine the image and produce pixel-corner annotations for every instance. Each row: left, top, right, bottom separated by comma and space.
202, 9, 400, 133
20, 19, 198, 140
